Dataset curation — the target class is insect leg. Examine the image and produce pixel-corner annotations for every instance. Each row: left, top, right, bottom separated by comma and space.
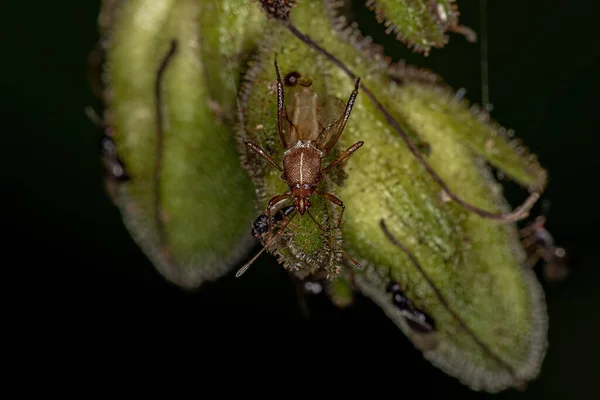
322, 141, 364, 175
266, 192, 293, 235
339, 247, 363, 270
244, 141, 283, 171
236, 211, 298, 278
315, 190, 345, 229
306, 209, 328, 231
321, 78, 361, 155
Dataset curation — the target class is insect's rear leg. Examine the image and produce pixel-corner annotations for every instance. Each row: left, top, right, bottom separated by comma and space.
245, 141, 283, 171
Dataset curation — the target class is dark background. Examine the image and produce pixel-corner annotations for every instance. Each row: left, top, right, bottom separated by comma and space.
2, 0, 598, 397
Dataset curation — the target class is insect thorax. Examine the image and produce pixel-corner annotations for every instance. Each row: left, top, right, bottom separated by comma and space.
283, 141, 323, 190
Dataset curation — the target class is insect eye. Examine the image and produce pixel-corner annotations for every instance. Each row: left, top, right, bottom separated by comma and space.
284, 71, 301, 86
302, 183, 310, 190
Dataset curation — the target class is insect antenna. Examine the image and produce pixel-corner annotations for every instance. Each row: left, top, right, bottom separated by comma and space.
235, 247, 268, 278
306, 209, 327, 231
236, 210, 299, 277
282, 21, 540, 223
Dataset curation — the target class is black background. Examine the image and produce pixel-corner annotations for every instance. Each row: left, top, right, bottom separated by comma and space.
2, 0, 598, 397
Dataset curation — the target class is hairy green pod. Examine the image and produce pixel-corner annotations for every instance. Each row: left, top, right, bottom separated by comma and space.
95, 0, 549, 391
364, 0, 459, 54
239, 0, 548, 392
103, 0, 265, 289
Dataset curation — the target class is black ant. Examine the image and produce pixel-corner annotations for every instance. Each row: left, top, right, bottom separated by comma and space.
386, 281, 436, 334
380, 219, 521, 381
251, 205, 295, 239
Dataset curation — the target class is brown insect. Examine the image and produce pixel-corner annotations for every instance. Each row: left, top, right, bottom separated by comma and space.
236, 59, 364, 277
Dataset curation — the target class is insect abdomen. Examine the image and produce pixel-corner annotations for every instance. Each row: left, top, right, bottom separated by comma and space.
290, 89, 320, 141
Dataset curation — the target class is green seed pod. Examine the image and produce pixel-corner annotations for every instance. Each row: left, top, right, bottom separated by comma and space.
240, 0, 548, 392
102, 0, 265, 289
364, 0, 460, 54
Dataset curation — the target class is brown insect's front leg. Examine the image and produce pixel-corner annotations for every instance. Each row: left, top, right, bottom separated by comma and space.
266, 192, 293, 236
315, 190, 345, 228
322, 141, 364, 175
245, 141, 283, 171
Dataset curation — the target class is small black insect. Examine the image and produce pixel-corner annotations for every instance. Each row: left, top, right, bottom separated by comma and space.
386, 280, 435, 334
251, 205, 295, 239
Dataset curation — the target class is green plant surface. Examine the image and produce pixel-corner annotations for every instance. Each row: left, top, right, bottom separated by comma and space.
237, 0, 548, 391
104, 0, 263, 288
97, 0, 550, 392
